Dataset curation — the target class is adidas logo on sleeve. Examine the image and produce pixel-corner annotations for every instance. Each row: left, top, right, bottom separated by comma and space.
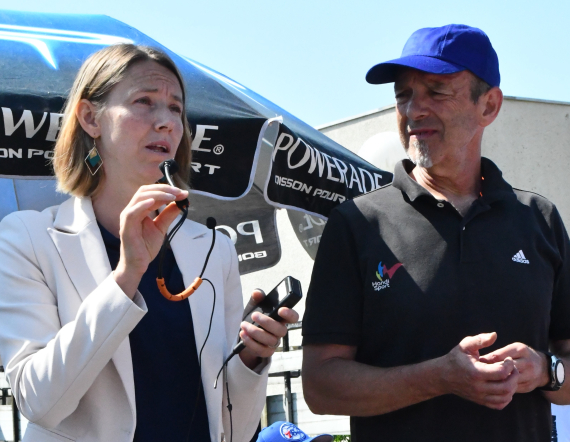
512, 250, 530, 264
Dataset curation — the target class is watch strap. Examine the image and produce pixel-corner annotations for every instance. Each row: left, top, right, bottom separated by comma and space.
539, 351, 562, 391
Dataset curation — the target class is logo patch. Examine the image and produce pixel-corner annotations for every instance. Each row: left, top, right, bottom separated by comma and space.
372, 261, 403, 291
279, 423, 307, 440
512, 250, 529, 264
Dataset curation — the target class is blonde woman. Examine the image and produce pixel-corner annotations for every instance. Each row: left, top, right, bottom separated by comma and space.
0, 44, 297, 442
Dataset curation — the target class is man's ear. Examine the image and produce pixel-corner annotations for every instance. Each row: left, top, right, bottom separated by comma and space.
480, 87, 503, 128
76, 99, 101, 138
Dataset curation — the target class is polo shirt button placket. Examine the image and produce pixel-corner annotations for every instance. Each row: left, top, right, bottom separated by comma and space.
460, 223, 466, 260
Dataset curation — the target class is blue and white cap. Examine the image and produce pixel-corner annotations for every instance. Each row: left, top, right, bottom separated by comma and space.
256, 422, 333, 442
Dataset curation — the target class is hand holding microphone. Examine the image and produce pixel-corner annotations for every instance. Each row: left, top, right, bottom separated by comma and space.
238, 291, 300, 365
217, 277, 302, 374
113, 181, 188, 298
155, 160, 219, 302
113, 159, 189, 299
158, 159, 189, 210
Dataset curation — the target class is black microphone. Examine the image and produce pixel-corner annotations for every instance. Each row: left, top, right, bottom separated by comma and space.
159, 159, 179, 177
206, 217, 217, 230
158, 159, 188, 210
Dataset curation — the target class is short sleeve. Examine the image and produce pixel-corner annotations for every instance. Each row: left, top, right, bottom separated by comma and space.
302, 207, 364, 346
549, 206, 570, 341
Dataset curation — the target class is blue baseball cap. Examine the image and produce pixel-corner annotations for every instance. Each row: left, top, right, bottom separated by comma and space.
257, 422, 333, 442
366, 24, 500, 87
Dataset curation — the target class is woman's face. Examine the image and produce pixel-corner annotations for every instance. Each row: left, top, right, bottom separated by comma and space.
96, 60, 184, 188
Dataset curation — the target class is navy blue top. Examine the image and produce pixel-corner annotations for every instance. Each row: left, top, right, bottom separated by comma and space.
98, 223, 210, 442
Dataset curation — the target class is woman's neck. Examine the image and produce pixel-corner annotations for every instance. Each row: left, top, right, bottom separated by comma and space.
91, 177, 139, 238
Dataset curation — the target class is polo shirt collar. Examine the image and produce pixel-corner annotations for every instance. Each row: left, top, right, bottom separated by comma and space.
479, 157, 516, 204
393, 159, 431, 202
393, 157, 515, 204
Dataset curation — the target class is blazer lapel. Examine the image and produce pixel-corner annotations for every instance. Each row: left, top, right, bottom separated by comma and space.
48, 197, 110, 302
47, 196, 137, 425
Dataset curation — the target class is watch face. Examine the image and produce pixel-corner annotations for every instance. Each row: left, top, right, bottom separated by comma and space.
556, 361, 565, 384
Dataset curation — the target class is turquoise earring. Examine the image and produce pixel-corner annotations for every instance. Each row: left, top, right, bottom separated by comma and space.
84, 139, 103, 175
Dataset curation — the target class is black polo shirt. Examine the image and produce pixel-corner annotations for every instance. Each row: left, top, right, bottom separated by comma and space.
303, 158, 570, 442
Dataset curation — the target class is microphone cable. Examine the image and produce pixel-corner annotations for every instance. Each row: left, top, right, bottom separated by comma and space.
185, 277, 215, 442
213, 293, 266, 388
212, 355, 234, 442
155, 160, 221, 440
156, 159, 217, 301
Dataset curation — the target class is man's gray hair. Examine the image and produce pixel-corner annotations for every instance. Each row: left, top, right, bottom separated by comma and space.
470, 76, 492, 104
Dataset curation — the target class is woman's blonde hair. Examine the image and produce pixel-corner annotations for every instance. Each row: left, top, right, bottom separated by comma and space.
53, 44, 192, 196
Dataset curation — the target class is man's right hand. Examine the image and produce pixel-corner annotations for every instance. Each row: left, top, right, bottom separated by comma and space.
442, 332, 519, 410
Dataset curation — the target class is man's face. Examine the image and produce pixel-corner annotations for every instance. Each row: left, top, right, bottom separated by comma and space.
394, 69, 483, 169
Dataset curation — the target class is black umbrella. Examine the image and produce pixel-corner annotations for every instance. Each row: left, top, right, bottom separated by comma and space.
0, 10, 392, 273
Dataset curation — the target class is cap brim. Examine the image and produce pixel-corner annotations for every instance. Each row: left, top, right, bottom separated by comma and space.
366, 55, 466, 84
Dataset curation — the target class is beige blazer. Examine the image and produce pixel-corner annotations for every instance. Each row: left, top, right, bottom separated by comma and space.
0, 197, 268, 442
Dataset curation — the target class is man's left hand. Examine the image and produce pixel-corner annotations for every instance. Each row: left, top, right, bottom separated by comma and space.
480, 343, 549, 393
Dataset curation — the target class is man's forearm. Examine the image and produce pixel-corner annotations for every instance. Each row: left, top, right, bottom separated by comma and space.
302, 349, 446, 416
303, 334, 519, 416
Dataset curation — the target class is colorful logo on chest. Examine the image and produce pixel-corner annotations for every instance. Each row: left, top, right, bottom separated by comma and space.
373, 261, 403, 291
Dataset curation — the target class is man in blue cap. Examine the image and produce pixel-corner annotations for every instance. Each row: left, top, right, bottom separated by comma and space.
302, 24, 570, 441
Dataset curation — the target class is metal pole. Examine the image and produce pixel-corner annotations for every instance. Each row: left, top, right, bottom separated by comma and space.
282, 331, 294, 424
12, 400, 20, 442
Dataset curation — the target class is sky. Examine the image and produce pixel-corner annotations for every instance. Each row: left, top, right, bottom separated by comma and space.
2, 0, 569, 127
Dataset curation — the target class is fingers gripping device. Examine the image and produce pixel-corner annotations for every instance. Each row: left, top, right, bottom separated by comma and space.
156, 159, 216, 301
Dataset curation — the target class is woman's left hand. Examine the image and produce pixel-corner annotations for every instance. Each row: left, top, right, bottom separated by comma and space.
239, 290, 300, 369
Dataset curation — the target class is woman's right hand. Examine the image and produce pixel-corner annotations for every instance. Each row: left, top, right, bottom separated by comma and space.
113, 184, 188, 298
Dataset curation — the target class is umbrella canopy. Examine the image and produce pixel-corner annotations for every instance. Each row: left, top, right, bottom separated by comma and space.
0, 10, 392, 273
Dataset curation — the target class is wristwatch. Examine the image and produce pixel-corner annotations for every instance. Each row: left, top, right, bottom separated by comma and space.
540, 352, 565, 391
